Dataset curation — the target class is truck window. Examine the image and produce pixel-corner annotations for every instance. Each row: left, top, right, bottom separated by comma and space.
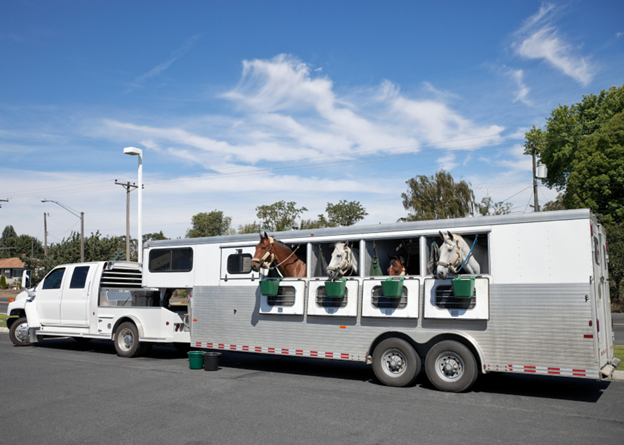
69, 266, 90, 289
42, 268, 65, 290
149, 248, 193, 272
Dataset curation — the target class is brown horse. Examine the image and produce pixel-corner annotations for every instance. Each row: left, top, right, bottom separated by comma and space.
387, 255, 405, 276
250, 232, 306, 277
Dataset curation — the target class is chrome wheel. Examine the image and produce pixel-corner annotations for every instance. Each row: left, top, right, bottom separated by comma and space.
15, 322, 30, 344
118, 328, 134, 352
434, 351, 464, 382
381, 348, 408, 377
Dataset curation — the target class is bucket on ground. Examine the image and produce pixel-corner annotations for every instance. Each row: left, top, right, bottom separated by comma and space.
203, 351, 222, 371
188, 351, 204, 369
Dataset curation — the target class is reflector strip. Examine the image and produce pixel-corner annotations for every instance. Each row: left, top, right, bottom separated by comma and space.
190, 342, 353, 360
487, 363, 599, 379
584, 334, 593, 338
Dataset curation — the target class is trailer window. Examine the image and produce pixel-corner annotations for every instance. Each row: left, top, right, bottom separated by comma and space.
594, 237, 600, 265
227, 253, 252, 274
69, 266, 90, 289
315, 287, 349, 308
149, 248, 193, 272
266, 286, 296, 307
371, 286, 408, 309
42, 268, 65, 290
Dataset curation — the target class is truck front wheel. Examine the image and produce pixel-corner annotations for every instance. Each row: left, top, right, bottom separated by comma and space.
9, 317, 32, 346
114, 322, 147, 357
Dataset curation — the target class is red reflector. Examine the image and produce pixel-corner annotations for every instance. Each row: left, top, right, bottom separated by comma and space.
589, 320, 593, 327
584, 334, 593, 338
175, 325, 179, 332
340, 326, 346, 329
166, 321, 169, 326
591, 225, 593, 236
193, 319, 198, 322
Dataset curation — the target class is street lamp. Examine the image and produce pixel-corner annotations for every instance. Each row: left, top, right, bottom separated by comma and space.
42, 199, 84, 262
123, 146, 143, 264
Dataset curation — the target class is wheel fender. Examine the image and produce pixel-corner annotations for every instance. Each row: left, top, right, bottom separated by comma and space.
113, 316, 145, 340
443, 332, 486, 374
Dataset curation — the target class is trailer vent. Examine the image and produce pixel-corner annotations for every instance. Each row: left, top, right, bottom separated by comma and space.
315, 287, 349, 308
371, 286, 408, 309
267, 286, 296, 307
100, 269, 143, 289
434, 285, 476, 310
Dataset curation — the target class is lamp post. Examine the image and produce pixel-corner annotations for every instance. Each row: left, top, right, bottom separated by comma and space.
123, 147, 143, 264
42, 199, 84, 262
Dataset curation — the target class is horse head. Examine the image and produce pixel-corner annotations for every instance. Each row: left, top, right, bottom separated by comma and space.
327, 242, 357, 280
436, 230, 463, 280
251, 232, 274, 272
387, 255, 405, 276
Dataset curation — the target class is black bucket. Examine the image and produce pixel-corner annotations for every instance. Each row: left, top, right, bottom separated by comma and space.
203, 352, 221, 371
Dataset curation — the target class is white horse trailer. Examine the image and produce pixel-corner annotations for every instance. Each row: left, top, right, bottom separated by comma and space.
143, 209, 619, 392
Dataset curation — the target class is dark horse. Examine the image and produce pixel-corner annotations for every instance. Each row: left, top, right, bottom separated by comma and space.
250, 232, 306, 277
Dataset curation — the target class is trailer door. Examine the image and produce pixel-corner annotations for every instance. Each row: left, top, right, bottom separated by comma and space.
591, 222, 610, 368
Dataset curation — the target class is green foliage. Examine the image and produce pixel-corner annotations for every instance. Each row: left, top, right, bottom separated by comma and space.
325, 200, 368, 226
524, 84, 624, 220
237, 222, 262, 234
605, 222, 624, 307
0, 225, 18, 258
111, 249, 126, 261
256, 201, 308, 232
401, 170, 475, 221
186, 211, 232, 238
143, 231, 169, 244
299, 218, 329, 230
476, 197, 512, 216
542, 193, 566, 212
0, 275, 6, 289
22, 231, 127, 286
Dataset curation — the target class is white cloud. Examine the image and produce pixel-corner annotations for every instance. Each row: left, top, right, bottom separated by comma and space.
509, 69, 531, 105
127, 35, 200, 92
512, 3, 595, 85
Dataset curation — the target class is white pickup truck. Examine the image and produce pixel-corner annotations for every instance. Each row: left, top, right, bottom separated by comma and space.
6, 261, 190, 356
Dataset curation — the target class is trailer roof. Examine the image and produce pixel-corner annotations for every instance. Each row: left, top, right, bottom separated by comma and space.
146, 209, 592, 248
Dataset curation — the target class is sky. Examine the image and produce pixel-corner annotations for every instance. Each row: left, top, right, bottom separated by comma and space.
1, 0, 623, 245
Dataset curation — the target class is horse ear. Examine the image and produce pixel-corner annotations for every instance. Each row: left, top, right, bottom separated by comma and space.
439, 230, 445, 240
447, 231, 454, 240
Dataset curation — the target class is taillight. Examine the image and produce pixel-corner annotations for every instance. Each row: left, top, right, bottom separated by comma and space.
597, 319, 600, 332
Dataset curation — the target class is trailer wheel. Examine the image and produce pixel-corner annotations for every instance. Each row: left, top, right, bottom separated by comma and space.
114, 322, 144, 358
9, 317, 32, 347
425, 340, 477, 392
372, 338, 421, 387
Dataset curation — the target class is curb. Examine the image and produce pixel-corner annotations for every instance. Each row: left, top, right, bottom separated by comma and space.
0, 327, 8, 333
612, 370, 624, 382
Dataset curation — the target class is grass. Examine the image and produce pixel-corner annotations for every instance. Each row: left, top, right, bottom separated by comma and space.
615, 345, 624, 370
0, 314, 11, 329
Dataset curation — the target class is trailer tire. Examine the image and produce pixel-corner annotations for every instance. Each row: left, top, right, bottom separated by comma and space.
425, 340, 477, 392
372, 337, 421, 387
114, 322, 144, 358
9, 317, 32, 347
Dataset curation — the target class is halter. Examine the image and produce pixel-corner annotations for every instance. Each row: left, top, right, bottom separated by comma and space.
327, 244, 353, 277
251, 236, 301, 276
437, 240, 463, 274
251, 236, 276, 269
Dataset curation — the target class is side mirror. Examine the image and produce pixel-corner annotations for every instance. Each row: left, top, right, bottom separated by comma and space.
22, 270, 31, 289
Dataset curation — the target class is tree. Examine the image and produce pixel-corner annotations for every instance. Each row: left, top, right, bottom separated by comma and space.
1, 234, 44, 259
0, 275, 6, 289
476, 197, 512, 216
186, 211, 232, 238
256, 201, 308, 232
524, 84, 624, 222
0, 225, 18, 257
143, 231, 169, 244
401, 170, 475, 221
325, 200, 368, 226
542, 193, 566, 212
237, 222, 262, 234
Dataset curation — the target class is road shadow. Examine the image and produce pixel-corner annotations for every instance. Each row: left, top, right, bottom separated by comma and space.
32, 338, 612, 400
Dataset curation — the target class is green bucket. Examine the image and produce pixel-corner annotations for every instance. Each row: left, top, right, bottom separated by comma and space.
381, 277, 404, 298
188, 351, 204, 370
452, 276, 475, 298
325, 278, 347, 298
260, 279, 281, 296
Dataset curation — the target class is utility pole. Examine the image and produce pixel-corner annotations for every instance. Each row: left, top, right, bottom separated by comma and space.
44, 213, 48, 255
0, 198, 7, 208
531, 142, 539, 212
115, 180, 138, 261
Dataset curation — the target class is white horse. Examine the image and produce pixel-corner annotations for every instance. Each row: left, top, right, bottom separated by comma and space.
327, 242, 358, 281
436, 231, 480, 280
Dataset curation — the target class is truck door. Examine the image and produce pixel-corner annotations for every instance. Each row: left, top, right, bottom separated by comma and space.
37, 267, 66, 325
61, 265, 94, 327
591, 223, 609, 368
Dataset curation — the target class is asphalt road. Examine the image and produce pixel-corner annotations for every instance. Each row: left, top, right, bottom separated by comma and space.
1, 335, 623, 445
